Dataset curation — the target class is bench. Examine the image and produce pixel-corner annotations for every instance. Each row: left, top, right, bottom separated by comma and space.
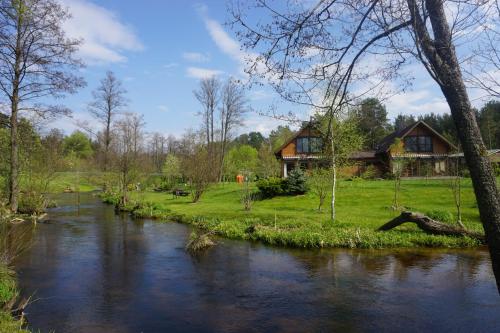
172, 189, 190, 198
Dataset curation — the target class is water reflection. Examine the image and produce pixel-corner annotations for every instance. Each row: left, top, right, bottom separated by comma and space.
13, 193, 500, 333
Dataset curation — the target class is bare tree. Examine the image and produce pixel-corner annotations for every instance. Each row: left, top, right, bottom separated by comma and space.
0, 0, 85, 212
88, 71, 127, 171
113, 113, 144, 207
218, 78, 248, 181
149, 132, 167, 172
232, 0, 500, 291
194, 77, 220, 147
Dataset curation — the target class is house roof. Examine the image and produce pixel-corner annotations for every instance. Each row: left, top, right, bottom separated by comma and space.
376, 120, 457, 153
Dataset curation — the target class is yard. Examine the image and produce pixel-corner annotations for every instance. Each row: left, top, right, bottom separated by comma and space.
89, 176, 494, 249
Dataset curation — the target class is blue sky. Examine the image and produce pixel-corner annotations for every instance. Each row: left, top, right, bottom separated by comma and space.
51, 0, 486, 138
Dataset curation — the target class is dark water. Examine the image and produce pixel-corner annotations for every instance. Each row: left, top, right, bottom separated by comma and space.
13, 193, 500, 332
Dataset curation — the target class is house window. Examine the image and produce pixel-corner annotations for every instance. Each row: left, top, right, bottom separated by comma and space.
309, 137, 323, 153
296, 137, 323, 153
404, 136, 432, 152
296, 137, 309, 153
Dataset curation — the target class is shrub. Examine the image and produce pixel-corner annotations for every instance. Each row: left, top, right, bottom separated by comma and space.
284, 167, 308, 195
256, 177, 286, 198
361, 165, 377, 179
494, 164, 500, 177
18, 191, 47, 215
185, 231, 215, 254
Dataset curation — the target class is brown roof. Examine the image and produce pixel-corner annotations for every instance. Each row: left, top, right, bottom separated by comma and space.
376, 120, 456, 153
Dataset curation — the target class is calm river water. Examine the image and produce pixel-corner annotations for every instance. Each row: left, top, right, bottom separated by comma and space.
13, 193, 500, 332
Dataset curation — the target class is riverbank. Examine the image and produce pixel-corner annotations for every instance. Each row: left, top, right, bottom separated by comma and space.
0, 264, 29, 333
100, 178, 488, 248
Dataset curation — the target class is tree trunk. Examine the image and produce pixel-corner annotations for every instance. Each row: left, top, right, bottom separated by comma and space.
378, 211, 485, 242
104, 111, 111, 172
418, 0, 500, 291
9, 11, 22, 213
9, 101, 19, 213
330, 131, 336, 222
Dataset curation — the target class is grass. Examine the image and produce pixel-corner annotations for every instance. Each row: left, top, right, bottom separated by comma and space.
0, 264, 29, 333
98, 177, 499, 249
47, 171, 105, 193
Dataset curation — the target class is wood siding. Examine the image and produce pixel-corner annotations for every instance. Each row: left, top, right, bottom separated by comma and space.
404, 124, 450, 154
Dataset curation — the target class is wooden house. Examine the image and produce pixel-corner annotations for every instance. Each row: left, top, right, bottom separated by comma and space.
275, 120, 459, 178
274, 123, 326, 177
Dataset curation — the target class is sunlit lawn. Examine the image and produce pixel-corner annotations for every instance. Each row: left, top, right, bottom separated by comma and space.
53, 172, 499, 248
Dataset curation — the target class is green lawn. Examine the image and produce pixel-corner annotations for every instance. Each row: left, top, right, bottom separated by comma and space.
105, 177, 496, 249
48, 171, 106, 193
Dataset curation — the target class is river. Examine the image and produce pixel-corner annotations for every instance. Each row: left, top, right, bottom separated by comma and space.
13, 193, 500, 332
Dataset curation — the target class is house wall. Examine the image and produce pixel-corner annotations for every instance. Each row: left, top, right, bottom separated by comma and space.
405, 125, 450, 154
280, 127, 322, 156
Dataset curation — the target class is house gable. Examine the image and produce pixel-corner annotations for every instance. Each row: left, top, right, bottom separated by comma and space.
377, 121, 456, 155
275, 124, 323, 158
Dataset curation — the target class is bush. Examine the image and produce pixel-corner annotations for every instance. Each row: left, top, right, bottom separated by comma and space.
18, 191, 47, 215
256, 177, 285, 198
284, 167, 308, 195
360, 165, 377, 179
494, 164, 500, 177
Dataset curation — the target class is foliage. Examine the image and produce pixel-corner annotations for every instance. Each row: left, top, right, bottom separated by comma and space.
284, 167, 308, 195
234, 131, 265, 149
225, 145, 258, 179
161, 154, 181, 190
185, 231, 215, 254
63, 131, 93, 159
355, 98, 391, 149
477, 100, 500, 149
256, 143, 280, 178
17, 191, 47, 215
182, 146, 214, 203
269, 125, 293, 151
394, 114, 416, 131
360, 165, 378, 180
256, 177, 285, 198
308, 168, 331, 211
240, 176, 257, 211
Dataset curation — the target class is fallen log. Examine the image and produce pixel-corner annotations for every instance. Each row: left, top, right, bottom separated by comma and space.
378, 211, 485, 243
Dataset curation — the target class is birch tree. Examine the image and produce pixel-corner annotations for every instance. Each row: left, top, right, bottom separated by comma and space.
0, 0, 85, 212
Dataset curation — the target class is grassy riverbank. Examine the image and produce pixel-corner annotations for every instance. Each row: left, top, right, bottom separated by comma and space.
0, 265, 28, 333
100, 178, 492, 248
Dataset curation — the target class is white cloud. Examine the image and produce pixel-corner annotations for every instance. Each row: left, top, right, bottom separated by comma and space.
186, 67, 223, 79
182, 52, 210, 63
61, 0, 143, 64
157, 105, 169, 112
386, 90, 450, 119
202, 19, 243, 61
